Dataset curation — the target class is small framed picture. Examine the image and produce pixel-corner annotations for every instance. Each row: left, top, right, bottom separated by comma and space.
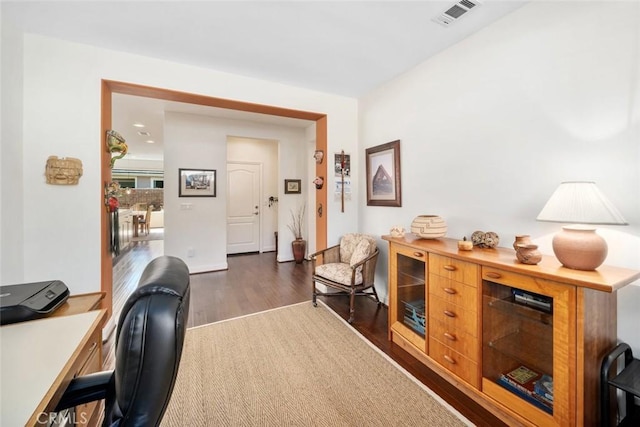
284, 179, 301, 194
179, 168, 216, 197
366, 140, 401, 207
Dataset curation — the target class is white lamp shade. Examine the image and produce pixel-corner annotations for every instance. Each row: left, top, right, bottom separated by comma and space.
536, 181, 627, 225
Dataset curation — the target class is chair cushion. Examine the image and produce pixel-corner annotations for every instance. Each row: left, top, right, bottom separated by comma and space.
350, 239, 371, 267
339, 233, 376, 264
315, 263, 363, 286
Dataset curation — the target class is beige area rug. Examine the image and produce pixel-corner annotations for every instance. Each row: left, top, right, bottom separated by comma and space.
162, 302, 472, 427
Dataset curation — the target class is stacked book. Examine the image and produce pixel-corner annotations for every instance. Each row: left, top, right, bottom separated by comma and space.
402, 299, 425, 336
498, 365, 553, 414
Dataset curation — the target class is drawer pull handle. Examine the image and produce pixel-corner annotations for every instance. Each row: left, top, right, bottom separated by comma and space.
443, 354, 456, 364
444, 310, 456, 318
443, 332, 457, 341
443, 265, 457, 271
486, 271, 502, 279
443, 287, 457, 295
413, 252, 424, 258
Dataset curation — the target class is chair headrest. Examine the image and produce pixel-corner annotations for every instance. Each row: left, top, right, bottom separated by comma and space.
110, 255, 190, 427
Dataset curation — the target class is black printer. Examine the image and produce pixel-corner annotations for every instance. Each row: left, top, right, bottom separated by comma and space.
0, 280, 69, 325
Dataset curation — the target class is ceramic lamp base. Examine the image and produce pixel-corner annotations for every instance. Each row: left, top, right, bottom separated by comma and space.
552, 225, 607, 271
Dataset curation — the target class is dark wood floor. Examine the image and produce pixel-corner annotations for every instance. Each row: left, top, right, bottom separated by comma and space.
111, 244, 506, 427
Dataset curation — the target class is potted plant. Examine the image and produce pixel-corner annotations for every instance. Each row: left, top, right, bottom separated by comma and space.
288, 204, 306, 263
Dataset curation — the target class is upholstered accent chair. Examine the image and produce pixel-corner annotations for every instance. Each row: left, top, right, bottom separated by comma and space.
310, 233, 381, 323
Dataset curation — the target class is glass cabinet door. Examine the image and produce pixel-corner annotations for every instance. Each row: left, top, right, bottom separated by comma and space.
395, 252, 426, 338
481, 268, 575, 426
483, 280, 554, 414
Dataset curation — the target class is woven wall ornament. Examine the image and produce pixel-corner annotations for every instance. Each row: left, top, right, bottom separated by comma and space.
45, 156, 83, 185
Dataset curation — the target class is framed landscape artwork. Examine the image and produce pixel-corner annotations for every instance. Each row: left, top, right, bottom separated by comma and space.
365, 140, 401, 207
284, 179, 301, 194
179, 168, 216, 197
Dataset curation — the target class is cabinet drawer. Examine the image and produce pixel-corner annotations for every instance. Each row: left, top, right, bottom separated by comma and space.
429, 254, 478, 286
429, 338, 479, 388
429, 274, 478, 307
75, 345, 101, 427
429, 317, 479, 361
429, 294, 478, 336
73, 328, 102, 427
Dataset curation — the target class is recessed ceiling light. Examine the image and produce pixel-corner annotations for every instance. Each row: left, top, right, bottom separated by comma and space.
137, 131, 151, 136
133, 123, 145, 128
146, 140, 155, 144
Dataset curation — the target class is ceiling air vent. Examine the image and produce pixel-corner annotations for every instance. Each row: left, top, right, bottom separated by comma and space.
432, 0, 482, 27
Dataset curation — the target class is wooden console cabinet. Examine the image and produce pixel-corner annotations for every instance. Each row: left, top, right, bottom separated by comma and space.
384, 235, 640, 427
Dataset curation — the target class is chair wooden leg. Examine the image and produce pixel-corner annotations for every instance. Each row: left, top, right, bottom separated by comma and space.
312, 280, 317, 307
348, 289, 355, 323
370, 284, 382, 306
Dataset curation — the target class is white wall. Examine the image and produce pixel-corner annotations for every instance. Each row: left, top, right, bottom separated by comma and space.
164, 112, 310, 272
1, 31, 358, 291
0, 17, 25, 283
359, 1, 640, 352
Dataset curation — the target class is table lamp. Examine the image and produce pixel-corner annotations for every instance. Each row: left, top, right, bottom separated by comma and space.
536, 181, 627, 270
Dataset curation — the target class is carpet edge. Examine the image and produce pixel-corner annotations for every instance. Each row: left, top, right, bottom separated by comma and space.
316, 300, 475, 427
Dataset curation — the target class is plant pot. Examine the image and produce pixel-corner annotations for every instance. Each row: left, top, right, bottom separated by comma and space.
292, 238, 306, 264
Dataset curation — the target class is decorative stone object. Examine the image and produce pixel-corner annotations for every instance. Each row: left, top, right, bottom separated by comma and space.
471, 230, 500, 248
45, 156, 83, 185
516, 243, 542, 265
389, 226, 405, 238
410, 215, 447, 239
106, 129, 128, 168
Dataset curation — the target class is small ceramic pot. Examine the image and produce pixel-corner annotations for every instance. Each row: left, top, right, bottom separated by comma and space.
513, 234, 532, 251
516, 243, 542, 265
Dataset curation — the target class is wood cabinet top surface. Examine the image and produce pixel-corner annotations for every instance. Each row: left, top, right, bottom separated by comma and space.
383, 235, 640, 293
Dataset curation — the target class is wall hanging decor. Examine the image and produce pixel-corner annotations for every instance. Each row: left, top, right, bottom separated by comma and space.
104, 181, 121, 256
179, 168, 216, 197
313, 150, 324, 164
45, 156, 83, 185
366, 140, 401, 207
284, 179, 302, 194
334, 151, 351, 210
106, 129, 128, 168
312, 176, 324, 190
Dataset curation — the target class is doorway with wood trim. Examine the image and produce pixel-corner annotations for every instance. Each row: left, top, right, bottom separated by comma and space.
100, 80, 327, 325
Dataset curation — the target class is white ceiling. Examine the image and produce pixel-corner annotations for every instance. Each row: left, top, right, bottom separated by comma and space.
3, 0, 528, 160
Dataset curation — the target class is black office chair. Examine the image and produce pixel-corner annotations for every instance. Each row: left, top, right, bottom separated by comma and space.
55, 256, 190, 427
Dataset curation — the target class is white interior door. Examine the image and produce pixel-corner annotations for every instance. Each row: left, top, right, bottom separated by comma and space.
227, 163, 261, 254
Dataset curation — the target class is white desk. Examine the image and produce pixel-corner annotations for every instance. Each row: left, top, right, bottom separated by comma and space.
0, 310, 106, 426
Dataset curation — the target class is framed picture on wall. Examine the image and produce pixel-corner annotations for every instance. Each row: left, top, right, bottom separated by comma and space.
179, 168, 216, 197
365, 140, 401, 207
284, 179, 301, 194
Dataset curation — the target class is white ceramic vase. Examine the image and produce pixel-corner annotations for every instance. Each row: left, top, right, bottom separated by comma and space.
410, 215, 447, 239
